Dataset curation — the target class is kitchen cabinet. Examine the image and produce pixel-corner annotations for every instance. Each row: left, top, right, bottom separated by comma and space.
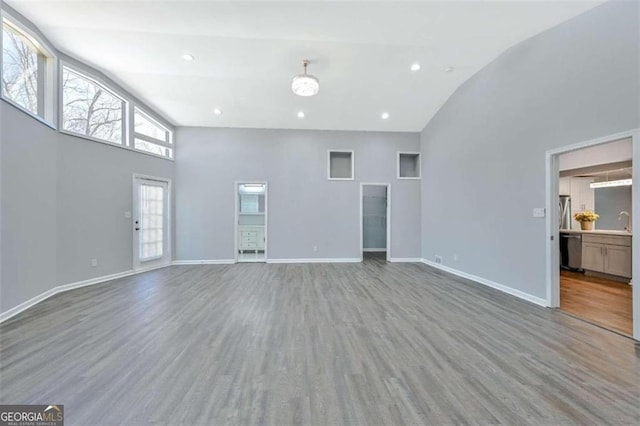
569, 177, 594, 230
581, 233, 632, 278
559, 177, 571, 196
604, 245, 632, 278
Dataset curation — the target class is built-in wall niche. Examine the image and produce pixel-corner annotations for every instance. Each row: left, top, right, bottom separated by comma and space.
328, 150, 354, 180
398, 152, 421, 179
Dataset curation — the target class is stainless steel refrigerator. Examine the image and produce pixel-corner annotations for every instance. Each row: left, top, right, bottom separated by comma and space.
559, 195, 571, 230
559, 195, 582, 270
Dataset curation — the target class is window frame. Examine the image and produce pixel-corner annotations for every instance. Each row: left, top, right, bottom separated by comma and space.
0, 11, 57, 128
59, 62, 128, 147
133, 106, 174, 159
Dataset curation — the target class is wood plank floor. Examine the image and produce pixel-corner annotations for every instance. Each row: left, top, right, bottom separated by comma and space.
560, 270, 633, 336
1, 258, 639, 425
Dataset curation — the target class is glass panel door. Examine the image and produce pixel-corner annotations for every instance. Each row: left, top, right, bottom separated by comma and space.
133, 176, 170, 270
139, 184, 164, 261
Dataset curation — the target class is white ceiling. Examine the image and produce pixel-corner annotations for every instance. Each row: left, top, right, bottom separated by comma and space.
7, 0, 604, 132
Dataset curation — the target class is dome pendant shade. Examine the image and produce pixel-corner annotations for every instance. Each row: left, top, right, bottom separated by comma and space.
292, 60, 319, 97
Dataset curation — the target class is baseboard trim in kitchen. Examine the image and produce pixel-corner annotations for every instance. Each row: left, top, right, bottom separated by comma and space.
421, 259, 548, 307
172, 260, 236, 265
0, 263, 171, 324
389, 258, 423, 263
267, 258, 361, 264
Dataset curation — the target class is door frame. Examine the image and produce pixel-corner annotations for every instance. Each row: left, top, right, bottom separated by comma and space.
545, 128, 639, 340
234, 181, 268, 263
360, 183, 391, 262
132, 173, 173, 271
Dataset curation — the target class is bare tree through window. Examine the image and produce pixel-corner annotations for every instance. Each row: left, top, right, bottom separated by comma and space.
2, 24, 39, 114
133, 107, 173, 158
62, 67, 123, 144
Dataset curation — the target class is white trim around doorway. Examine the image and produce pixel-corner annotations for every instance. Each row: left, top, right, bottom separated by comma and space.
234, 181, 268, 263
545, 128, 639, 340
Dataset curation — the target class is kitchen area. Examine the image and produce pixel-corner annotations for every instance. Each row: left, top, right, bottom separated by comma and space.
558, 138, 633, 336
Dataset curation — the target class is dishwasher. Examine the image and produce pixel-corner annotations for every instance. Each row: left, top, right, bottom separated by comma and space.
559, 232, 582, 271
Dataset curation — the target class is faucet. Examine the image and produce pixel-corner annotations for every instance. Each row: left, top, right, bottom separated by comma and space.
618, 211, 631, 232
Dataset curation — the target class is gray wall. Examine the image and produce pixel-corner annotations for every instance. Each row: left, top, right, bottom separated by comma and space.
594, 187, 633, 231
1, 103, 58, 314
176, 127, 421, 261
1, 101, 175, 313
420, 1, 639, 299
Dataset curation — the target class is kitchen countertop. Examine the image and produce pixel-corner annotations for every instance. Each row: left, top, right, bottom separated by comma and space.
560, 229, 632, 236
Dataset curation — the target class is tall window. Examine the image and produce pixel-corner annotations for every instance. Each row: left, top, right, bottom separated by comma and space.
134, 107, 173, 158
1, 17, 51, 118
62, 66, 124, 144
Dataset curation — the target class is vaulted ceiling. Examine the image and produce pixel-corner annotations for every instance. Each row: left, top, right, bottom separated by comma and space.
7, 1, 604, 131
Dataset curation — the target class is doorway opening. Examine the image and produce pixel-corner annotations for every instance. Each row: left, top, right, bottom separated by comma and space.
133, 174, 172, 271
546, 131, 638, 340
360, 183, 391, 262
235, 182, 267, 263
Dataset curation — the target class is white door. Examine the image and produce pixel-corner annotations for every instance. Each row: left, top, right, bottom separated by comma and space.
133, 176, 171, 270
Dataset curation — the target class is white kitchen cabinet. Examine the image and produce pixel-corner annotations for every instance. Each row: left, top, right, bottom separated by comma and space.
559, 177, 571, 196
569, 177, 594, 230
581, 233, 632, 278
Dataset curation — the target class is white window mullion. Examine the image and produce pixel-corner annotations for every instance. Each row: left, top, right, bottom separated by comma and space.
133, 132, 173, 148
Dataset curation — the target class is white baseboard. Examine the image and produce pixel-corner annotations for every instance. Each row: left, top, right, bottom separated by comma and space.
172, 259, 235, 265
389, 258, 423, 263
267, 258, 361, 264
363, 248, 387, 252
0, 263, 171, 323
421, 259, 547, 307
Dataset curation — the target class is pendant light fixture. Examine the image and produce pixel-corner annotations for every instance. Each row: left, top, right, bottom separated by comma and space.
291, 60, 319, 97
589, 169, 633, 188
590, 179, 632, 189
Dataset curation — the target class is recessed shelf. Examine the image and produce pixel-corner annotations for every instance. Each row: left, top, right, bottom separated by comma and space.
328, 150, 354, 180
398, 152, 421, 179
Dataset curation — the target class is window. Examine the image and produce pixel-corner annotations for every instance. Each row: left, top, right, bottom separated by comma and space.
2, 12, 174, 158
328, 150, 354, 180
1, 16, 53, 120
398, 152, 421, 179
134, 107, 173, 159
62, 66, 124, 144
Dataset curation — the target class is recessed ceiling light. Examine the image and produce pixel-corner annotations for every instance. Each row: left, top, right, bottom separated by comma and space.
381, 112, 390, 120
445, 66, 454, 73
213, 108, 222, 116
297, 111, 305, 118
182, 53, 195, 61
410, 63, 421, 72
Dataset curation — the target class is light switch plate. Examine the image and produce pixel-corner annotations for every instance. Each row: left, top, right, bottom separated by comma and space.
533, 208, 546, 218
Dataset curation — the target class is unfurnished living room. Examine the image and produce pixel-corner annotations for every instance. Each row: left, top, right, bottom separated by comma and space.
0, 1, 638, 425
